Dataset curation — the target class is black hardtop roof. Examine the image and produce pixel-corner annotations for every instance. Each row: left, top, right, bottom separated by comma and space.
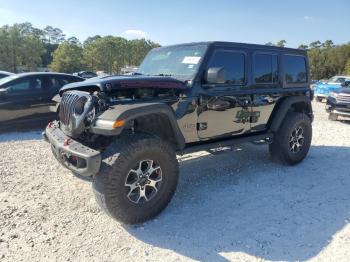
155, 41, 306, 54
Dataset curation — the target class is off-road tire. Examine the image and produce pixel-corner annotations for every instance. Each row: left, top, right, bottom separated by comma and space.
328, 113, 338, 121
269, 112, 312, 165
92, 133, 179, 224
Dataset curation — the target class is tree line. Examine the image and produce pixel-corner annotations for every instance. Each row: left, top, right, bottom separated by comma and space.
0, 23, 160, 74
266, 40, 350, 80
0, 23, 349, 79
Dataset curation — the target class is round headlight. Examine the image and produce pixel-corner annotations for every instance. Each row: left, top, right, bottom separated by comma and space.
74, 96, 88, 115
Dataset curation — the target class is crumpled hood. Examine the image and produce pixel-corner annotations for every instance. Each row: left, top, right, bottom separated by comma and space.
59, 75, 187, 95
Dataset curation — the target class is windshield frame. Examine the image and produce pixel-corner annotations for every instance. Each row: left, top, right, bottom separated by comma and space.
136, 43, 209, 82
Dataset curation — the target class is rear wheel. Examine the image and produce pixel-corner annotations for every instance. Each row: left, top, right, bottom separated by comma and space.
92, 133, 179, 224
269, 112, 312, 165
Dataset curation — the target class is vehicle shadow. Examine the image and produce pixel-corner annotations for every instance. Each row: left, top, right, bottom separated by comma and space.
125, 144, 350, 261
0, 129, 43, 142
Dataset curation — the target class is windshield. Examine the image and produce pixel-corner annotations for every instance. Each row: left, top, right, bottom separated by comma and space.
0, 75, 18, 86
136, 44, 207, 81
328, 76, 346, 83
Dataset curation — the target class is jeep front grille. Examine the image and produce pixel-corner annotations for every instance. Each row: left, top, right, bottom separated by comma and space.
59, 92, 81, 125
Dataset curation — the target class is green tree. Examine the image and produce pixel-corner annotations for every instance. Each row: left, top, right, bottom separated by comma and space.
43, 26, 65, 44
276, 40, 286, 47
345, 59, 350, 75
83, 36, 125, 73
126, 39, 160, 66
21, 35, 45, 71
0, 23, 45, 72
309, 41, 322, 49
298, 44, 308, 50
67, 36, 80, 45
49, 41, 83, 73
322, 40, 334, 49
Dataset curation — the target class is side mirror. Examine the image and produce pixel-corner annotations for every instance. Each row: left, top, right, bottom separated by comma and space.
207, 98, 231, 111
205, 67, 226, 84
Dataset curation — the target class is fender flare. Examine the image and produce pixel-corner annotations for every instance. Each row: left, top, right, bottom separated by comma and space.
269, 96, 313, 133
91, 102, 186, 149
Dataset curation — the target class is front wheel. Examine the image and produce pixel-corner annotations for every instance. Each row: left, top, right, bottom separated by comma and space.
92, 134, 179, 224
269, 112, 312, 165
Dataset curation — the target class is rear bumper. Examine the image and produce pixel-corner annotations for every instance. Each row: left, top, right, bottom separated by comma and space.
43, 121, 101, 177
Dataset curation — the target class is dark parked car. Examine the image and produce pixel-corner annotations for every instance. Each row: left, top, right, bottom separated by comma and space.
326, 80, 350, 121
44, 41, 313, 224
0, 72, 84, 130
73, 71, 97, 79
0, 71, 14, 79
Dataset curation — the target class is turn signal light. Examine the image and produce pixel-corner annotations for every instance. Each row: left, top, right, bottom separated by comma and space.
112, 119, 125, 128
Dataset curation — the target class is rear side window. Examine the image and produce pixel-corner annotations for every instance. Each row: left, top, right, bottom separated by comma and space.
45, 76, 62, 91
284, 55, 307, 84
60, 76, 83, 85
254, 53, 278, 84
207, 50, 245, 85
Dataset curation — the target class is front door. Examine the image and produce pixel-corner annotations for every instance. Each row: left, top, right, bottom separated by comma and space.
0, 75, 50, 127
197, 48, 251, 139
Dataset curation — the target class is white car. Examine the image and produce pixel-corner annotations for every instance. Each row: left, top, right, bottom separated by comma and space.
326, 75, 350, 85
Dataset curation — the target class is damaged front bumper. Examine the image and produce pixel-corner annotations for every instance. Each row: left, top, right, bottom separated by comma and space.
43, 121, 101, 177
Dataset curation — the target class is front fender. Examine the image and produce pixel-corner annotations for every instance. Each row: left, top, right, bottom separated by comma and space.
90, 102, 185, 149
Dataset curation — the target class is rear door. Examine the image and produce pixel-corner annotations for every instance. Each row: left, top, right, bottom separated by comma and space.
250, 51, 280, 132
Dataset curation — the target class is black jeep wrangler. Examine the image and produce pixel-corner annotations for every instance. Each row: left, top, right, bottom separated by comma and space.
44, 42, 313, 224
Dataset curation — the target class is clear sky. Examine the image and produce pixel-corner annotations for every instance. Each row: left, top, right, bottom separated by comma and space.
0, 0, 349, 47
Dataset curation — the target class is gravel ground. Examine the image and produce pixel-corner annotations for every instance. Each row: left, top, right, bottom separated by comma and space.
1, 101, 350, 262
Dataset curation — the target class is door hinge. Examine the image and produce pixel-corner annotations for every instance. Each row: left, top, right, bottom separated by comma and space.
197, 122, 207, 131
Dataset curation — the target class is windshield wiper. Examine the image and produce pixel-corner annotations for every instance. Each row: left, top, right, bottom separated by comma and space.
152, 74, 173, 77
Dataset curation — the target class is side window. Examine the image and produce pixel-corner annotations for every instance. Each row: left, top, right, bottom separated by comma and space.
207, 50, 245, 85
6, 77, 42, 93
7, 80, 31, 92
254, 53, 278, 84
45, 76, 62, 91
60, 77, 71, 86
60, 76, 82, 86
284, 55, 307, 84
